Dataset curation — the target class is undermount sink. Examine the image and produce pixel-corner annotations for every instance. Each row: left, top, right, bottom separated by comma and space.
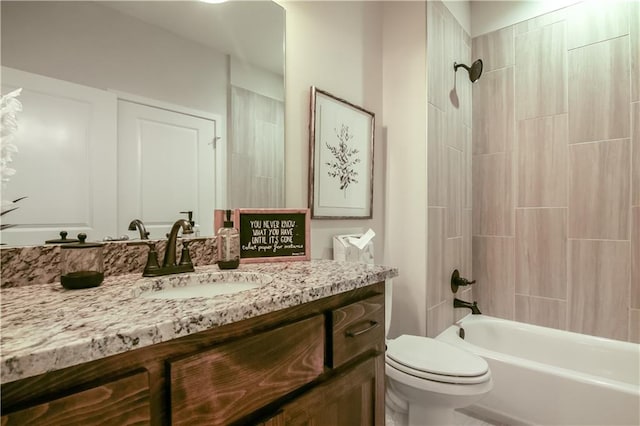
136, 271, 273, 300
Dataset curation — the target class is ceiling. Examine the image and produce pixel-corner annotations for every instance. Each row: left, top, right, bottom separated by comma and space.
100, 0, 285, 75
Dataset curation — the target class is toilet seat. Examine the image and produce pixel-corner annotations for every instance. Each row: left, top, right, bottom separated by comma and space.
386, 335, 490, 385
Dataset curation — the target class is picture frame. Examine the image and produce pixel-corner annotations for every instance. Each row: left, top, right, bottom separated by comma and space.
309, 86, 375, 219
214, 208, 310, 263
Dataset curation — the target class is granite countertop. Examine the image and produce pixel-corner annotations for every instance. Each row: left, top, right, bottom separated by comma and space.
1, 259, 398, 384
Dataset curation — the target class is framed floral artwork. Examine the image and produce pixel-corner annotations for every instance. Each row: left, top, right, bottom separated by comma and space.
308, 87, 375, 219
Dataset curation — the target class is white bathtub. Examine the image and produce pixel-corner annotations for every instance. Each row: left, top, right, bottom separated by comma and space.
436, 315, 640, 426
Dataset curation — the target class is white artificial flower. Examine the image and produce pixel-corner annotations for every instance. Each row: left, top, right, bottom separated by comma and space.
0, 88, 23, 186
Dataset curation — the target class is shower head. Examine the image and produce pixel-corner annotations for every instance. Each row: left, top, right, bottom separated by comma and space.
454, 59, 483, 83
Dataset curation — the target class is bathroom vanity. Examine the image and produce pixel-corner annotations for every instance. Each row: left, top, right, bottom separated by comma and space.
0, 260, 397, 425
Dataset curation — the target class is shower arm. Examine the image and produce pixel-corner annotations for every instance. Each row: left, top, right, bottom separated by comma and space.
453, 62, 471, 72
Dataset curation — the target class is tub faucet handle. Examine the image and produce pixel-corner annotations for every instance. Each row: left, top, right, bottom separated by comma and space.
451, 269, 476, 293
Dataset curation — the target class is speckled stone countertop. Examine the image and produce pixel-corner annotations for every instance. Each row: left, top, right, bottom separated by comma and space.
1, 259, 397, 384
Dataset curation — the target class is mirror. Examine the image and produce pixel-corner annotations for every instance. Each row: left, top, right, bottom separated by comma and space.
0, 1, 285, 246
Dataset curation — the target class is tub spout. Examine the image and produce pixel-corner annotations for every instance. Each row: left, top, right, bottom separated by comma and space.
454, 298, 482, 315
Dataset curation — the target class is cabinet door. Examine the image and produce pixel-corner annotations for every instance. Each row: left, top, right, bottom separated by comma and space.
169, 315, 325, 426
0, 370, 150, 426
279, 354, 385, 426
330, 294, 385, 368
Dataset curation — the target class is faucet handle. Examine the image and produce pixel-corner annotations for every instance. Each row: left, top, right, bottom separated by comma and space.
142, 242, 161, 276
451, 269, 476, 293
179, 239, 193, 267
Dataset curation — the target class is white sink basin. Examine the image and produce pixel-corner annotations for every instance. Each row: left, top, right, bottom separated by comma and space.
137, 271, 273, 300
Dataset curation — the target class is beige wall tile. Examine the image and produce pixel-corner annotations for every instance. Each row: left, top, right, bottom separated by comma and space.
428, 207, 445, 309
515, 208, 567, 299
568, 36, 630, 143
632, 207, 640, 309
633, 103, 639, 206
515, 295, 567, 330
517, 114, 568, 207
632, 1, 640, 102
515, 7, 567, 35
427, 299, 454, 338
447, 147, 462, 237
567, 0, 629, 50
473, 67, 515, 154
464, 126, 472, 209
427, 0, 447, 111
446, 237, 462, 286
472, 26, 514, 72
446, 8, 465, 116
630, 309, 640, 343
460, 41, 473, 128
515, 21, 567, 120
473, 236, 515, 320
463, 208, 472, 280
445, 110, 465, 151
473, 152, 513, 236
568, 239, 630, 341
568, 139, 630, 240
428, 104, 446, 207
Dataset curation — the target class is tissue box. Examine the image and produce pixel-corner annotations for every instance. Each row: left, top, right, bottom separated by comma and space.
333, 234, 374, 264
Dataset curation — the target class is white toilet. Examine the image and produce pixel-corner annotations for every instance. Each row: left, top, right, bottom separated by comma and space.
384, 280, 493, 426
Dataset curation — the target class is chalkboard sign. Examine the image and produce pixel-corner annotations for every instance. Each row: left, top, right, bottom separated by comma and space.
233, 209, 310, 263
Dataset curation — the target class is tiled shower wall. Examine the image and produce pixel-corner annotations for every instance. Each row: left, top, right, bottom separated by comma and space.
426, 1, 473, 337
472, 1, 640, 342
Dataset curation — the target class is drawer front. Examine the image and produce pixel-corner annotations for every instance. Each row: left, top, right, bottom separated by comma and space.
330, 294, 385, 368
169, 314, 325, 426
0, 370, 150, 426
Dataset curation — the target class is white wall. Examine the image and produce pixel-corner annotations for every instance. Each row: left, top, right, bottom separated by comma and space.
382, 1, 428, 337
230, 57, 285, 102
281, 1, 386, 262
1, 1, 228, 116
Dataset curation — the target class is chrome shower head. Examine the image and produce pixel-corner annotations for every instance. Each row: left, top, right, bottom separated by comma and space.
454, 59, 483, 83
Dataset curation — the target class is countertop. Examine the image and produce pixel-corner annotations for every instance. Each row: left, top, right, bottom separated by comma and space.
0, 259, 397, 384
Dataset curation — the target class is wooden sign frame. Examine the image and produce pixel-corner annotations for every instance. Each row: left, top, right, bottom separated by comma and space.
215, 208, 310, 263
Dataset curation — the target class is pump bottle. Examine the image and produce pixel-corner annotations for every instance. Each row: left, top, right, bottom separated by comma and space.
216, 209, 240, 269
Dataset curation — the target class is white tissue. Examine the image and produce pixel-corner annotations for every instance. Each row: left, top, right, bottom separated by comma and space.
347, 228, 376, 250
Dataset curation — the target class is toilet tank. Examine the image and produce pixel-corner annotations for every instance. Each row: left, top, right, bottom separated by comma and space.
385, 279, 393, 337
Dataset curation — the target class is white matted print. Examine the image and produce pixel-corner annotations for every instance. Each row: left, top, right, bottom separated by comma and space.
309, 87, 375, 219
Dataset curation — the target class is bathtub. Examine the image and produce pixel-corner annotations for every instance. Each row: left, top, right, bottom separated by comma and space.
436, 315, 640, 426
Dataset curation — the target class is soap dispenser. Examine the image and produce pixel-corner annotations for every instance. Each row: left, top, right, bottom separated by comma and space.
216, 209, 240, 269
180, 210, 200, 238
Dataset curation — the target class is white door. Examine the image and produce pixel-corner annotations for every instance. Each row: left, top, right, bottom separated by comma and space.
1, 67, 117, 246
117, 99, 219, 239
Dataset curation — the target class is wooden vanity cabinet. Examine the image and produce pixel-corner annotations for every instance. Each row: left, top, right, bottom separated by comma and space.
0, 370, 151, 426
1, 282, 385, 426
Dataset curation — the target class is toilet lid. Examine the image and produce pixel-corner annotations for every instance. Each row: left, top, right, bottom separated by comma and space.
386, 335, 489, 380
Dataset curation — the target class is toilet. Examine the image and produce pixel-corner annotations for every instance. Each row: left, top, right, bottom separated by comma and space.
384, 280, 493, 426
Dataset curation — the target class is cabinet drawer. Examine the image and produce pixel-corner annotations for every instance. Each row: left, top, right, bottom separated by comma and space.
169, 314, 325, 426
329, 294, 385, 368
0, 370, 150, 426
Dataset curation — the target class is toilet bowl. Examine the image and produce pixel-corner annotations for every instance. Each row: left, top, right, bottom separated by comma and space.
384, 281, 492, 425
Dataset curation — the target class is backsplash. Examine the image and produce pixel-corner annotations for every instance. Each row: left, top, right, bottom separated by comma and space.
0, 237, 217, 288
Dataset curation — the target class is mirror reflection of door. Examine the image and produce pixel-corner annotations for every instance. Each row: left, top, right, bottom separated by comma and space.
117, 99, 222, 239
0, 67, 118, 246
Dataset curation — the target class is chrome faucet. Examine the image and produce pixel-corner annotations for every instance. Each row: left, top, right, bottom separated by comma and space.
453, 298, 482, 315
141, 219, 194, 277
128, 219, 150, 239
